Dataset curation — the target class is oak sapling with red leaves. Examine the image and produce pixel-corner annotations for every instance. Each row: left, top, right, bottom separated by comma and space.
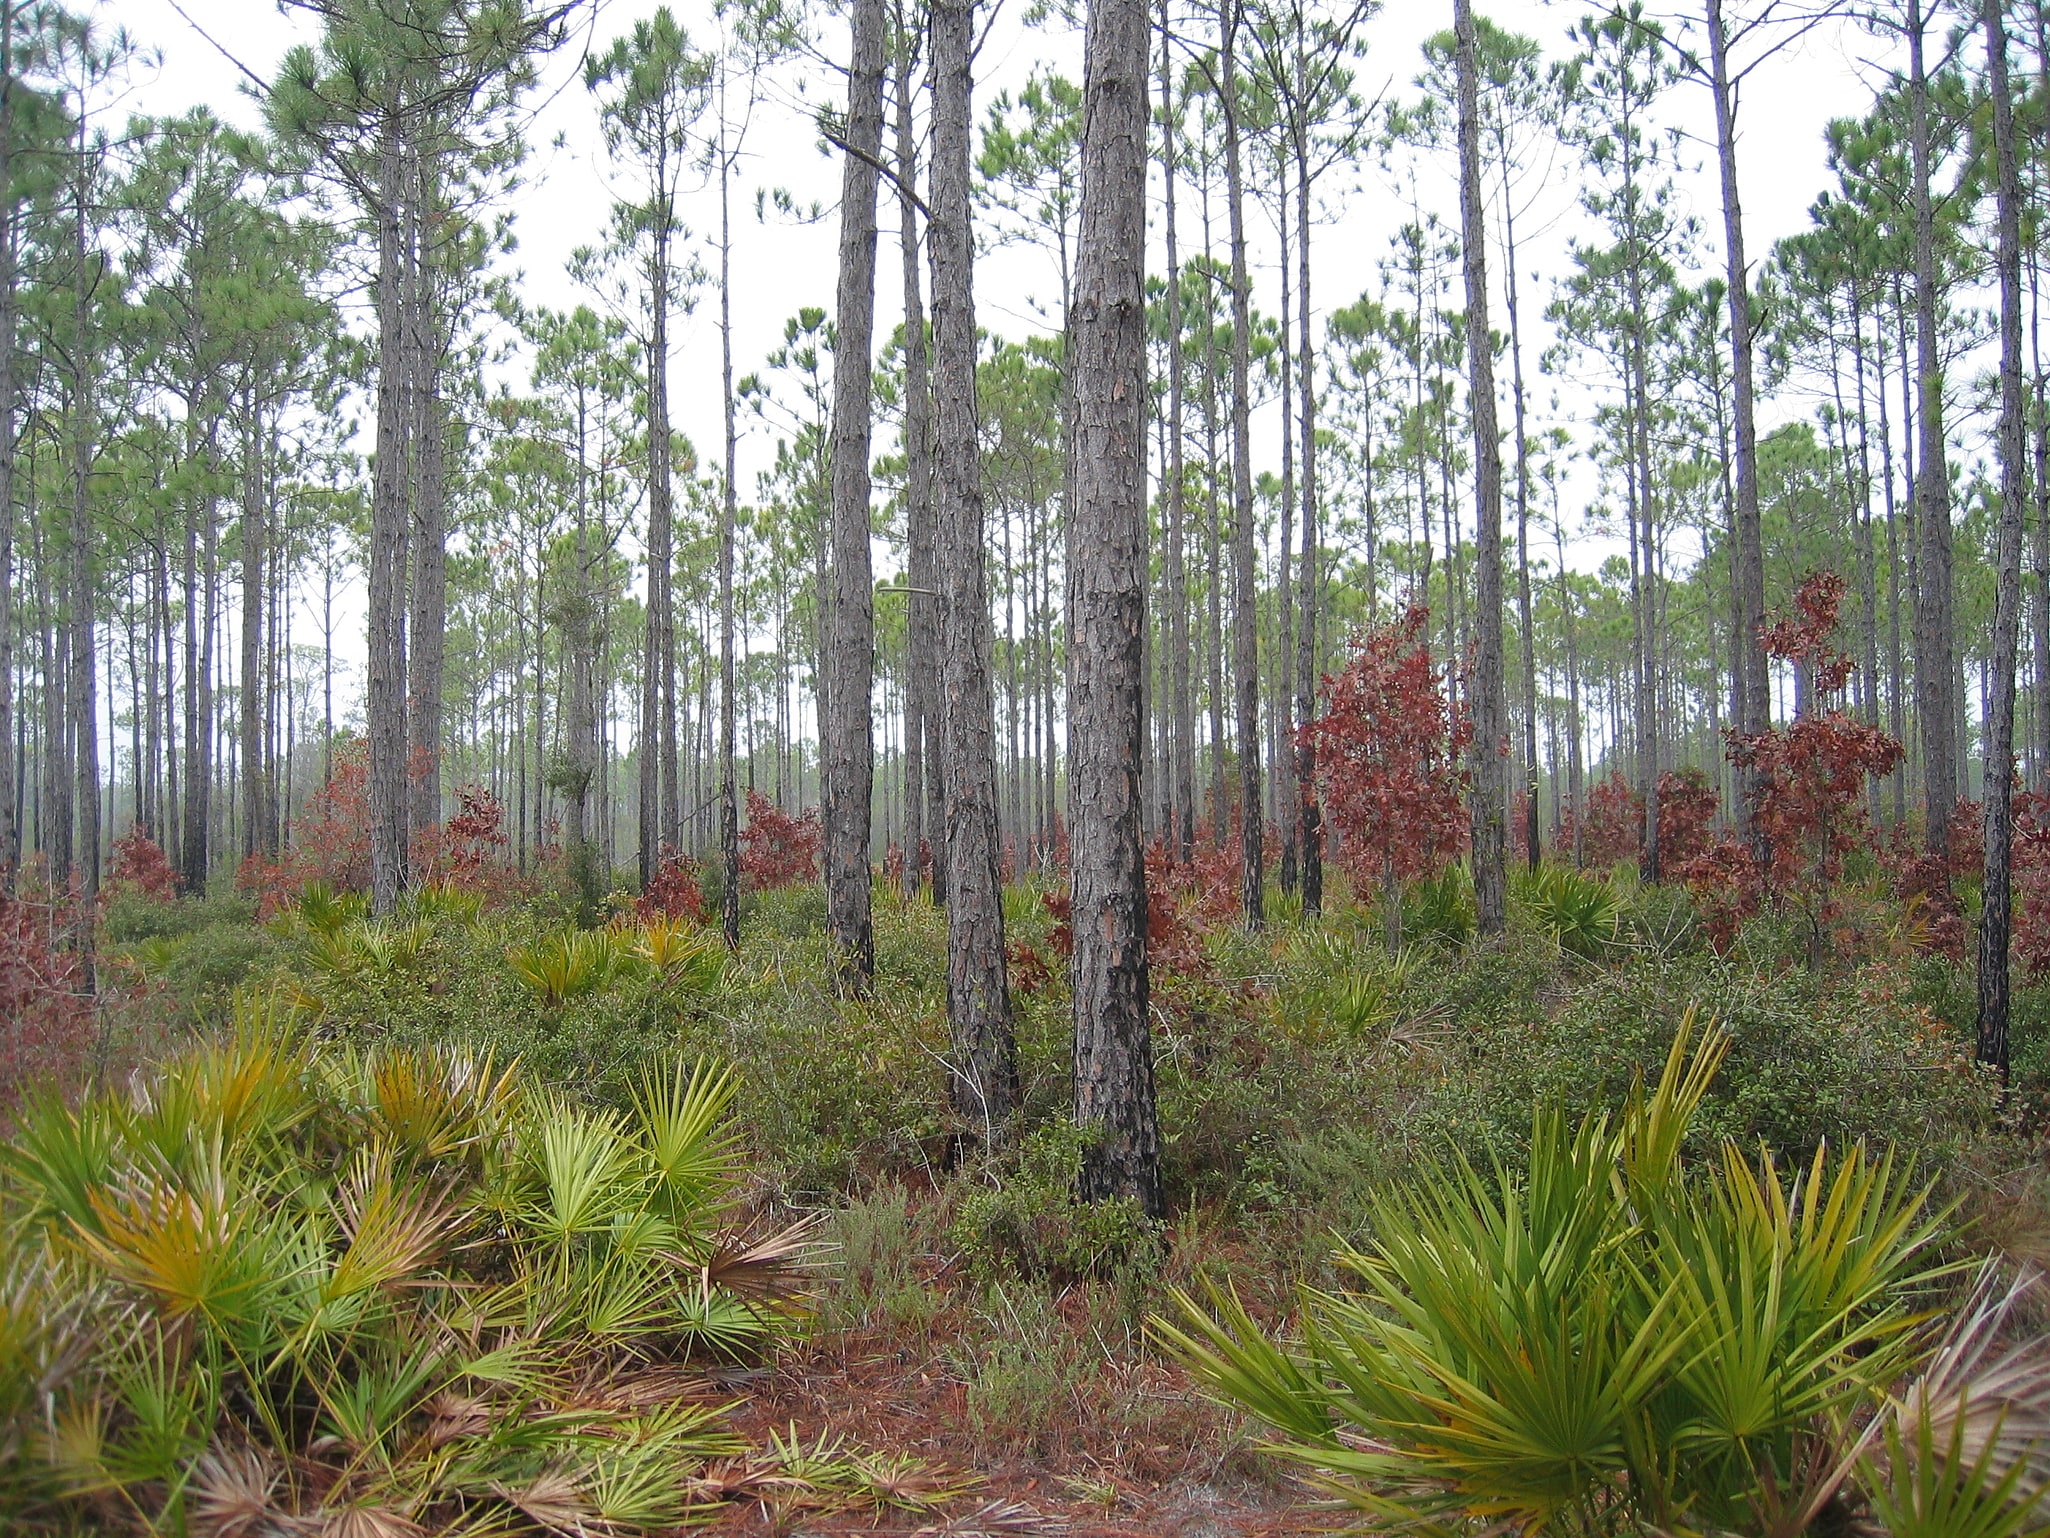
1309, 605, 1471, 950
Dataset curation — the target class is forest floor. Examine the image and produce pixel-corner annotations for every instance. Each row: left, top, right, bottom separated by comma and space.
711, 1338, 1316, 1537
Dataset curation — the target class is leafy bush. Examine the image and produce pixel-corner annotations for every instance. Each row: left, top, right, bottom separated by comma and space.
1161, 1022, 2047, 1536
952, 1122, 1161, 1285
740, 790, 821, 889
1401, 864, 1474, 947
0, 1002, 811, 1534
1517, 865, 1623, 959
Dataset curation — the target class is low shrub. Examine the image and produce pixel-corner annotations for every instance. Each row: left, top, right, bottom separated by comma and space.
951, 1122, 1162, 1286
1161, 1022, 2044, 1537
0, 1001, 811, 1534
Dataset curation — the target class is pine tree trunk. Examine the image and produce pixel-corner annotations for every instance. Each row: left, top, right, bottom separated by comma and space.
895, 31, 940, 899
367, 112, 412, 914
1220, 5, 1262, 928
717, 84, 742, 949
1907, 0, 1958, 860
69, 118, 98, 984
1705, 0, 1769, 857
239, 395, 267, 860
1292, 101, 1321, 915
1456, 0, 1506, 936
408, 360, 448, 841
1069, 0, 1159, 1214
0, 0, 16, 886
825, 0, 884, 986
1976, 0, 2024, 1082
1159, 0, 1195, 865
930, 0, 1017, 1132
641, 203, 673, 885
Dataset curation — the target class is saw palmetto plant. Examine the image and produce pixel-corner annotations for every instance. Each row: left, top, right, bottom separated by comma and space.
1159, 1014, 2050, 1537
0, 992, 818, 1535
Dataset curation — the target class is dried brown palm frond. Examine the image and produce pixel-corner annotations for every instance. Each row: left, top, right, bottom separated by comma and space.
312, 1500, 426, 1538
563, 1364, 713, 1414
1897, 1263, 2050, 1490
849, 1450, 978, 1512
188, 1443, 283, 1538
684, 1457, 810, 1503
910, 1498, 1065, 1536
691, 1212, 828, 1305
488, 1468, 593, 1531
422, 1391, 492, 1447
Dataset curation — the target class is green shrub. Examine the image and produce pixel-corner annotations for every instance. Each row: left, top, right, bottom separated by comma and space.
951, 1122, 1161, 1285
102, 891, 258, 945
1402, 865, 1474, 946
1516, 865, 1624, 959
0, 1000, 810, 1534
1162, 1023, 2045, 1537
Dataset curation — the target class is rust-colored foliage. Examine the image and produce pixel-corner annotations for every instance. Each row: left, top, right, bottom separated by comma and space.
412, 784, 526, 903
1561, 772, 1644, 868
1685, 572, 1903, 953
636, 849, 707, 924
1308, 605, 1471, 892
0, 872, 92, 1104
104, 826, 180, 903
1656, 767, 1719, 870
739, 791, 821, 889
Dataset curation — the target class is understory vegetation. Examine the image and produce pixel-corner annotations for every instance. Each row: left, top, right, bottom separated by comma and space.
2, 823, 2047, 1534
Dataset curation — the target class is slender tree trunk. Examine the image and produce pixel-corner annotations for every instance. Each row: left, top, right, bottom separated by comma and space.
825, 0, 884, 985
896, 26, 940, 900
70, 121, 99, 982
930, 0, 1017, 1132
1456, 0, 1506, 934
406, 155, 447, 844
1907, 0, 1957, 860
1976, 0, 2024, 1082
1706, 0, 1769, 856
1293, 89, 1321, 915
1160, 2, 1194, 865
0, 0, 16, 886
1220, 1, 1262, 927
367, 112, 412, 914
1069, 0, 1158, 1212
717, 80, 742, 948
1499, 129, 1537, 875
239, 395, 267, 860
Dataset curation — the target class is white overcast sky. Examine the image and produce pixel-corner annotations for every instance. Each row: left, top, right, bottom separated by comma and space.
90, 0, 1901, 728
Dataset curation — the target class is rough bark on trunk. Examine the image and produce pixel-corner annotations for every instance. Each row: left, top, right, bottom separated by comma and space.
368, 111, 412, 914
1705, 0, 1769, 856
1907, 0, 1957, 860
1220, 3, 1262, 928
717, 80, 742, 949
0, 0, 17, 885
239, 396, 267, 859
408, 351, 448, 840
1159, 0, 1195, 866
1976, 0, 2024, 1082
929, 0, 1017, 1133
825, 0, 884, 985
1069, 0, 1159, 1214
1292, 49, 1321, 915
895, 28, 940, 900
1456, 0, 1506, 936
69, 119, 98, 988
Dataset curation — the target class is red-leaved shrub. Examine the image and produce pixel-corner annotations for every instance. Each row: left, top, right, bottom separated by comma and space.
1308, 604, 1471, 897
1684, 572, 1903, 959
0, 881, 92, 1105
104, 826, 180, 903
636, 850, 707, 923
1561, 772, 1643, 869
740, 791, 821, 889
